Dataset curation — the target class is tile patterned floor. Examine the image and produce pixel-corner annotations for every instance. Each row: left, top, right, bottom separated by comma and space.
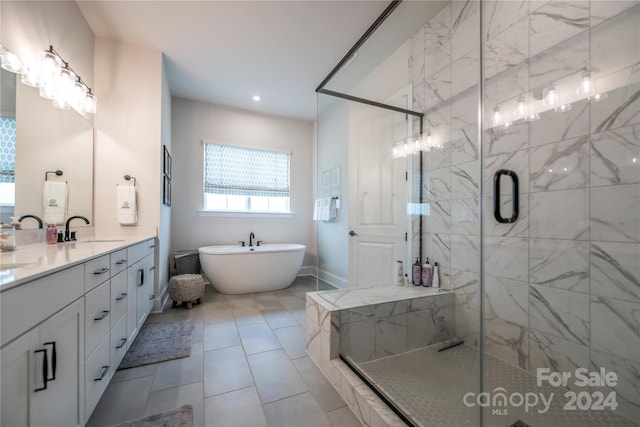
87, 276, 362, 427
356, 345, 639, 427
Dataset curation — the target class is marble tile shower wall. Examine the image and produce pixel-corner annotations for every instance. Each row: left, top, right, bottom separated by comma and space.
409, 0, 639, 421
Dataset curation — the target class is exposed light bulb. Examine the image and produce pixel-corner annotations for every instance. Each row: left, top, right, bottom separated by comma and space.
252, 95, 261, 102
83, 91, 97, 114
578, 71, 592, 95
20, 66, 39, 87
514, 96, 527, 118
543, 85, 558, 108
493, 106, 503, 127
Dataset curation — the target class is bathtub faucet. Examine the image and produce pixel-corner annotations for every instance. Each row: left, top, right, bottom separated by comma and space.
249, 232, 255, 247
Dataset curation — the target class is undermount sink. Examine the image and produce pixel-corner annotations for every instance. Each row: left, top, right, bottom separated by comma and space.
1, 262, 35, 269
75, 239, 125, 243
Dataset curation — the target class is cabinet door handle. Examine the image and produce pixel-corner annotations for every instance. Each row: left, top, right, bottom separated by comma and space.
149, 294, 155, 300
138, 268, 144, 286
115, 259, 127, 265
94, 267, 110, 275
94, 310, 110, 321
44, 341, 56, 381
115, 338, 127, 349
94, 366, 109, 381
33, 348, 49, 392
116, 292, 128, 301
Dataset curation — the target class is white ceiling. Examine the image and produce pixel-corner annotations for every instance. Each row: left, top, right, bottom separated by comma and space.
77, 0, 391, 122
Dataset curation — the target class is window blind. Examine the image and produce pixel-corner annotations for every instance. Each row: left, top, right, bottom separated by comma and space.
204, 143, 290, 198
0, 117, 16, 183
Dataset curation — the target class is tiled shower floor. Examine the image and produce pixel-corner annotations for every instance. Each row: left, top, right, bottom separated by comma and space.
352, 345, 637, 427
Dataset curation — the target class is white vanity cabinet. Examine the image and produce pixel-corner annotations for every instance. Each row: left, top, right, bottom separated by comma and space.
0, 237, 158, 427
0, 289, 85, 427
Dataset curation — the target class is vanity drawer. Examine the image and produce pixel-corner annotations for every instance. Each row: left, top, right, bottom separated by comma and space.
85, 334, 111, 421
110, 270, 127, 329
1, 264, 84, 348
85, 255, 111, 292
110, 249, 128, 276
85, 281, 111, 357
127, 242, 148, 265
110, 315, 128, 372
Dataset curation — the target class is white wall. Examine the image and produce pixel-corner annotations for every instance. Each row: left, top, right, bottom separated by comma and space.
171, 98, 315, 267
93, 38, 167, 308
93, 38, 162, 237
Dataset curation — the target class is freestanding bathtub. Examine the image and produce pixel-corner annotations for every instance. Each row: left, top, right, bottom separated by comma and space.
198, 243, 305, 294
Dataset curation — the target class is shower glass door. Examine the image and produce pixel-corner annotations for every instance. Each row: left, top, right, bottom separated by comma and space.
481, 1, 640, 426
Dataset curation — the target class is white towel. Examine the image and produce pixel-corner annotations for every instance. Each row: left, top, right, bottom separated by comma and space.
117, 185, 138, 225
313, 199, 321, 221
329, 197, 337, 220
321, 197, 331, 221
43, 181, 67, 224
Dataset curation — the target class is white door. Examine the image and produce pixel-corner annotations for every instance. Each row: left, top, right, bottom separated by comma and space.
347, 90, 411, 287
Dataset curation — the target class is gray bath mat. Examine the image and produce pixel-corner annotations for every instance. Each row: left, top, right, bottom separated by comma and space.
118, 319, 195, 369
115, 404, 193, 427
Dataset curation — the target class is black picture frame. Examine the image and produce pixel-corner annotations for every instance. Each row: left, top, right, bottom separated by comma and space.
163, 145, 172, 180
163, 175, 171, 206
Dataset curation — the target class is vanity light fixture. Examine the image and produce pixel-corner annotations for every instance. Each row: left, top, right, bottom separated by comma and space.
0, 44, 97, 114
492, 106, 503, 127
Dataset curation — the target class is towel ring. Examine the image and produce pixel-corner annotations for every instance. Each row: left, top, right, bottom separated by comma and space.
124, 175, 137, 186
45, 170, 63, 181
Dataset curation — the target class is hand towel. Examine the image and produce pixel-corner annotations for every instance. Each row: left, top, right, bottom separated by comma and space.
321, 197, 331, 221
117, 185, 138, 225
313, 199, 321, 221
43, 181, 67, 224
329, 197, 337, 220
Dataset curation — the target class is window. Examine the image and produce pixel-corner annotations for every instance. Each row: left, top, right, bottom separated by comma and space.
203, 142, 290, 213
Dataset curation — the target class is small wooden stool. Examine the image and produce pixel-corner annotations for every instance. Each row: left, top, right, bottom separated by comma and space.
168, 274, 205, 309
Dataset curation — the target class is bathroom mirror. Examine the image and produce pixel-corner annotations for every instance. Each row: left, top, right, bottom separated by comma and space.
0, 66, 93, 228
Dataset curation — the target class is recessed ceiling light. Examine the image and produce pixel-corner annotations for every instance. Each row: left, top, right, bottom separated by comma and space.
252, 95, 261, 102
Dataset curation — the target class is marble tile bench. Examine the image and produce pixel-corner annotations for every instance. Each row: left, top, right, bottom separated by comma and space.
305, 286, 455, 427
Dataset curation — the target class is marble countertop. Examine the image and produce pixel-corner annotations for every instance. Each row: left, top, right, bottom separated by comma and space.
0, 235, 155, 291
309, 285, 452, 311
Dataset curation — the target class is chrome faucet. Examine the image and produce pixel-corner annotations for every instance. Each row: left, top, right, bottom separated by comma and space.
65, 215, 90, 241
249, 232, 255, 247
19, 214, 43, 229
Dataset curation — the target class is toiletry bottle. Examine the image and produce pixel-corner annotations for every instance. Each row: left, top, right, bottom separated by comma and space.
421, 257, 432, 287
432, 262, 440, 288
0, 223, 16, 252
10, 217, 22, 231
412, 257, 422, 286
396, 260, 404, 286
46, 223, 58, 244
403, 274, 410, 286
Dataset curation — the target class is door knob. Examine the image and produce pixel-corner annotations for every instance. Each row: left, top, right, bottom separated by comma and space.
349, 230, 358, 236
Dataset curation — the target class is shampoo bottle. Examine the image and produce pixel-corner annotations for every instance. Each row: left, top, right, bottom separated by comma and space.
432, 262, 440, 288
395, 260, 404, 286
412, 257, 422, 286
421, 257, 432, 287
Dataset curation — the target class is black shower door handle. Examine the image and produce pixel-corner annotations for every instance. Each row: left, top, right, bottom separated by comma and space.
494, 169, 519, 224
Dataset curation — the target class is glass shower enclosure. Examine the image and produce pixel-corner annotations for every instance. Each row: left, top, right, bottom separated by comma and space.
315, 1, 640, 426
